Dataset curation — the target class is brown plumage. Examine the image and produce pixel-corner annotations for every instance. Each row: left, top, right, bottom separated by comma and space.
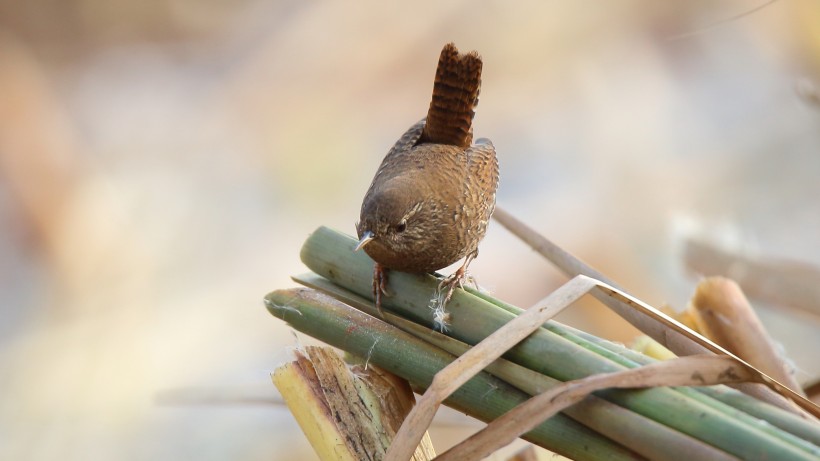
355, 43, 498, 311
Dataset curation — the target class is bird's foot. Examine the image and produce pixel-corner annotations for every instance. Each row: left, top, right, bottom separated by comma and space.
436, 265, 469, 307
372, 263, 391, 316
429, 252, 478, 331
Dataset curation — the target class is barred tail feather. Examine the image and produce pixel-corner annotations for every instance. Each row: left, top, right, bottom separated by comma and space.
420, 43, 482, 148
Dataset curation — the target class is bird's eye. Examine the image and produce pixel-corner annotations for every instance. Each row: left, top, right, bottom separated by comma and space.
396, 220, 407, 233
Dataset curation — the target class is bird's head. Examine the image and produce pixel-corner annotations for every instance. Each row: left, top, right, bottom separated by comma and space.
355, 186, 430, 265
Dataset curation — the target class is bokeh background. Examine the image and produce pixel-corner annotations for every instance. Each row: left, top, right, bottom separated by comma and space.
1, 1, 819, 460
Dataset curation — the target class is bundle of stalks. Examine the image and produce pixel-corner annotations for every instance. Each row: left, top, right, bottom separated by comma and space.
266, 216, 820, 460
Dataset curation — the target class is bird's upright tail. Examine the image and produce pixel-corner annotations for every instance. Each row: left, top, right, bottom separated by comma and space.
420, 43, 482, 148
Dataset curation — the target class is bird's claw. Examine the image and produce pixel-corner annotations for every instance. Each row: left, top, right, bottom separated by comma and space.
372, 263, 391, 316
436, 266, 466, 308
433, 250, 478, 314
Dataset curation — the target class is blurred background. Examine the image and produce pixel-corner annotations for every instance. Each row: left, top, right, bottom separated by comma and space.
1, 1, 819, 459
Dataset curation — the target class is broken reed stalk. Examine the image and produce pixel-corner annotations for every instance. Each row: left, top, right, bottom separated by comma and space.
293, 226, 820, 460
272, 346, 436, 460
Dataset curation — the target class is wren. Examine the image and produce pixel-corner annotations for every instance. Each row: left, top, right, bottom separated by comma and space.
355, 42, 499, 313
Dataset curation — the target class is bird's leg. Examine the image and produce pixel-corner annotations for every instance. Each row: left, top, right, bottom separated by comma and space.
437, 250, 478, 308
373, 263, 391, 316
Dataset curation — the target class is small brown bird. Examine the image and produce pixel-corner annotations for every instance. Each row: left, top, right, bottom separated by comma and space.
355, 43, 499, 313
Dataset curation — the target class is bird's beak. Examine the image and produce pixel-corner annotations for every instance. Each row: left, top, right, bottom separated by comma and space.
354, 231, 375, 252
